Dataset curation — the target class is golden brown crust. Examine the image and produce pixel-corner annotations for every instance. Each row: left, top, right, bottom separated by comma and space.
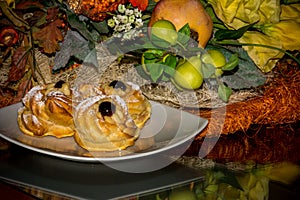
17, 81, 75, 138
103, 81, 152, 128
73, 95, 140, 151
17, 80, 152, 152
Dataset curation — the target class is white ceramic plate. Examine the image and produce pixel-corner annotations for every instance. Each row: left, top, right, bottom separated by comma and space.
0, 101, 207, 172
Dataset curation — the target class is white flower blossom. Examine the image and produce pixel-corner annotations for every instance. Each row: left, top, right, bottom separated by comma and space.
128, 15, 135, 23
134, 8, 142, 18
116, 15, 128, 24
107, 18, 115, 28
113, 16, 120, 25
118, 4, 126, 13
135, 18, 143, 28
125, 23, 132, 31
125, 9, 134, 16
123, 32, 132, 40
106, 4, 145, 40
114, 24, 126, 32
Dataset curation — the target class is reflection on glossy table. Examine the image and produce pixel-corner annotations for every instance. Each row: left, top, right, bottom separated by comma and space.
0, 139, 206, 200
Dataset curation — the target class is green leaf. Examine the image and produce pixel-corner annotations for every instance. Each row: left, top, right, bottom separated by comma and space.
215, 23, 255, 41
144, 49, 165, 59
222, 53, 239, 71
218, 83, 232, 102
150, 33, 174, 49
53, 30, 96, 71
147, 63, 165, 82
206, 45, 266, 89
201, 63, 215, 78
161, 74, 170, 81
135, 64, 152, 80
143, 52, 157, 60
177, 23, 191, 45
90, 21, 109, 34
65, 10, 95, 42
146, 0, 158, 11
164, 54, 177, 68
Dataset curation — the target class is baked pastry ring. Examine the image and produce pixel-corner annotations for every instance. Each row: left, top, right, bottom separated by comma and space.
72, 83, 103, 102
73, 95, 140, 151
103, 80, 151, 128
17, 81, 75, 138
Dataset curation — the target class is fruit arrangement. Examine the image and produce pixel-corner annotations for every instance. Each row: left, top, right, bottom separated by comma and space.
2, 0, 299, 107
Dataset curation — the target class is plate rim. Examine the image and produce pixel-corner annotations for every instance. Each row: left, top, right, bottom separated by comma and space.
0, 101, 208, 163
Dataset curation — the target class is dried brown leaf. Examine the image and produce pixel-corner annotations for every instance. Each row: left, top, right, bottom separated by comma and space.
33, 19, 64, 54
7, 47, 28, 82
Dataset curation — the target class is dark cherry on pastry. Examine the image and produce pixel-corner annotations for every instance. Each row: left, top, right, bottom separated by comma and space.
17, 81, 75, 138
104, 80, 151, 129
74, 95, 140, 151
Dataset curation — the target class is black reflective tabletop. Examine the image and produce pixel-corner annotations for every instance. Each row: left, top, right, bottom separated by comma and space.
0, 144, 205, 200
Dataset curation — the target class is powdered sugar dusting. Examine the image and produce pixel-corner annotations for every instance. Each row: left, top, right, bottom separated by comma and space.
22, 85, 44, 104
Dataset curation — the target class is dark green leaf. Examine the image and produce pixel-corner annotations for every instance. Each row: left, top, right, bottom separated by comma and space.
178, 23, 191, 45
53, 30, 96, 71
213, 166, 244, 191
215, 23, 255, 41
34, 14, 47, 27
164, 54, 177, 68
281, 0, 300, 4
90, 21, 109, 34
65, 10, 94, 42
146, 0, 158, 11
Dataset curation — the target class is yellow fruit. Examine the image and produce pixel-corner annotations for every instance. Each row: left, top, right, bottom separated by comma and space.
202, 50, 226, 68
148, 0, 213, 48
173, 57, 203, 90
151, 20, 178, 45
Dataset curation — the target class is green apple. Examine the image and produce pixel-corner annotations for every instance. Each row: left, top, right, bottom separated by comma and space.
173, 56, 203, 90
151, 20, 178, 46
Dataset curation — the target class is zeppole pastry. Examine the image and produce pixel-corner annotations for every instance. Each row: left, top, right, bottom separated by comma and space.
72, 83, 103, 102
17, 81, 75, 138
73, 95, 140, 151
103, 80, 152, 129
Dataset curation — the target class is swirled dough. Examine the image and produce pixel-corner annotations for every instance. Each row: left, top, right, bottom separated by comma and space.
73, 95, 140, 151
103, 80, 151, 129
17, 81, 75, 138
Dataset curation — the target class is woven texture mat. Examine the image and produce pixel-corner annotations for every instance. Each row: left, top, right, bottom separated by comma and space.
32, 44, 259, 109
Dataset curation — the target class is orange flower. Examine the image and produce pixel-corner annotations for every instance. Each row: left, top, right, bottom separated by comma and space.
129, 0, 148, 11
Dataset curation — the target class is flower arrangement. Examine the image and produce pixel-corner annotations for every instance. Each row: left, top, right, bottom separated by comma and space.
0, 0, 299, 108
